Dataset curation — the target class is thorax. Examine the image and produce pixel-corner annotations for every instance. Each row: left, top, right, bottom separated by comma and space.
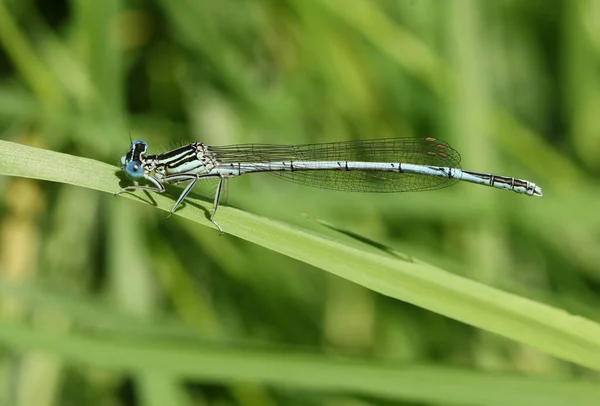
145, 143, 218, 179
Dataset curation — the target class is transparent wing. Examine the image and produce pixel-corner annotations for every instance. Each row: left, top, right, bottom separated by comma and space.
208, 137, 462, 193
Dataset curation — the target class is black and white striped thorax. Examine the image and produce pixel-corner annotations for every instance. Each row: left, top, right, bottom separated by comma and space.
143, 142, 218, 180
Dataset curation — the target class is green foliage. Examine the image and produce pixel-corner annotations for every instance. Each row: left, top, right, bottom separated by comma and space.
0, 1, 599, 405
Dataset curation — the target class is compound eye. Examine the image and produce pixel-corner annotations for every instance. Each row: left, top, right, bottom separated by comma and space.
125, 160, 144, 179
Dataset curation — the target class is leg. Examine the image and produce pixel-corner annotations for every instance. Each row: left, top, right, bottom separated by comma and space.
169, 174, 226, 233
169, 177, 199, 215
210, 177, 227, 234
114, 174, 165, 196
159, 173, 209, 215
220, 176, 229, 204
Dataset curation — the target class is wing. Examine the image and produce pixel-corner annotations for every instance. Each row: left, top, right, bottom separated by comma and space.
208, 137, 462, 193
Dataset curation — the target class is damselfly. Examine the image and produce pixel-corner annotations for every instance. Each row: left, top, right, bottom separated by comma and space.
115, 137, 543, 233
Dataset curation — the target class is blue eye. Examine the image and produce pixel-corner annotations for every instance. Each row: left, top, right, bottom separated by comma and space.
125, 161, 144, 179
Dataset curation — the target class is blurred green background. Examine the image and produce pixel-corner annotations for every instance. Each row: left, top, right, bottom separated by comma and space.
1, 0, 600, 405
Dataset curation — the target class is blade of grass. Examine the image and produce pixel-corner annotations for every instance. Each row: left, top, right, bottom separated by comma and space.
0, 2, 63, 107
1, 140, 600, 370
0, 319, 599, 406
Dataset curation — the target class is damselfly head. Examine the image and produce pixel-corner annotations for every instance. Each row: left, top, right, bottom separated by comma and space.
120, 139, 149, 179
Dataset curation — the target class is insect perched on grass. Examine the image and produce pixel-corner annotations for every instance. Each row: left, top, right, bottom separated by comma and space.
115, 137, 543, 233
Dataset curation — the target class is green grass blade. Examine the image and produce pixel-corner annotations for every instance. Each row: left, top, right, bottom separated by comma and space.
2, 140, 600, 370
0, 319, 599, 406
